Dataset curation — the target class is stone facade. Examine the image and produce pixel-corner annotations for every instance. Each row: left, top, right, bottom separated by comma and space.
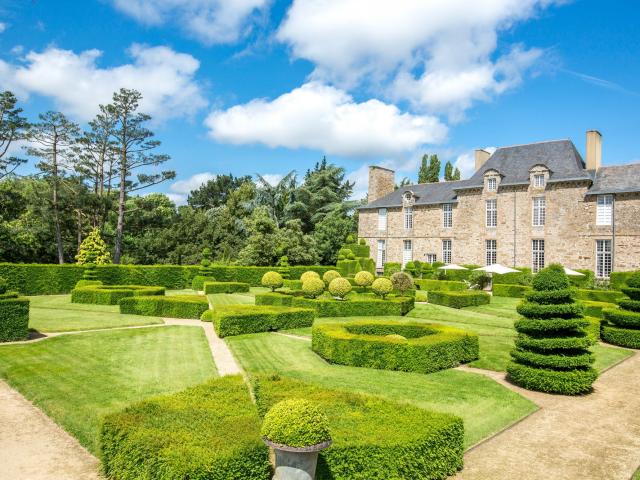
368, 166, 395, 203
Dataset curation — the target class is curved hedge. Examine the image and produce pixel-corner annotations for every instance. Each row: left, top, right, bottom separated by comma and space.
507, 264, 597, 395
601, 323, 640, 349
0, 293, 29, 342
119, 295, 209, 319
201, 305, 315, 338
622, 287, 640, 300
618, 299, 640, 312
203, 281, 250, 294
100, 375, 271, 480
312, 320, 478, 374
71, 285, 165, 305
427, 290, 490, 309
601, 274, 640, 349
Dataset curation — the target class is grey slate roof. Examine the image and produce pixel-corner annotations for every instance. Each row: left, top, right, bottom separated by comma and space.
360, 139, 640, 210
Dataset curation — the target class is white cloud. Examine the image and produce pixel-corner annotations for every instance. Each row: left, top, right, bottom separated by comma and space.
278, 0, 560, 117
165, 193, 188, 206
110, 0, 269, 45
453, 146, 497, 179
346, 164, 369, 201
167, 172, 217, 205
0, 22, 7, 33
258, 173, 283, 186
0, 44, 206, 121
205, 82, 447, 158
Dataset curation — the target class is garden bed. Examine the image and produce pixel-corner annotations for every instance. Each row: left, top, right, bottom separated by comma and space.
119, 295, 209, 319
201, 305, 315, 337
70, 285, 165, 305
312, 320, 479, 374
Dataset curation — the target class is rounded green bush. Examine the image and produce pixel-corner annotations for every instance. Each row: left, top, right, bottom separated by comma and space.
337, 254, 345, 261
0, 276, 7, 295
532, 264, 570, 291
322, 270, 341, 286
300, 271, 321, 284
359, 238, 366, 245
354, 271, 374, 288
371, 278, 393, 299
302, 278, 325, 299
346, 234, 355, 244
261, 271, 284, 292
328, 278, 352, 299
391, 271, 413, 295
627, 271, 640, 289
346, 252, 356, 260
338, 248, 352, 257
506, 362, 597, 395
261, 399, 331, 448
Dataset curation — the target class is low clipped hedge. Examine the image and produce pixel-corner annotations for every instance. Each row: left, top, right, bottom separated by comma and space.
71, 285, 165, 305
574, 289, 624, 303
255, 292, 414, 317
506, 362, 598, 396
427, 291, 490, 309
252, 375, 464, 480
492, 267, 532, 285
493, 284, 532, 298
203, 281, 250, 294
119, 295, 209, 319
601, 323, 640, 349
414, 279, 466, 292
0, 263, 85, 295
0, 292, 29, 342
100, 375, 271, 480
312, 320, 479, 374
191, 275, 216, 291
201, 305, 315, 338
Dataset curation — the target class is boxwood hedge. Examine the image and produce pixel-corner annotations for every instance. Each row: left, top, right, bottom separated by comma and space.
600, 273, 640, 349
251, 375, 464, 480
574, 289, 624, 303
201, 305, 315, 338
203, 282, 250, 294
100, 375, 271, 480
492, 284, 533, 298
427, 290, 490, 309
312, 320, 479, 374
71, 285, 165, 305
119, 295, 209, 319
0, 292, 29, 342
601, 323, 640, 349
414, 279, 467, 292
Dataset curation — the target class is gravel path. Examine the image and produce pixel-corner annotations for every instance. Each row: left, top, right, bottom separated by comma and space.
456, 351, 640, 480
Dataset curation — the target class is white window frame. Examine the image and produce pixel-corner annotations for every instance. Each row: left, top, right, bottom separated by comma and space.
533, 174, 545, 188
402, 240, 413, 268
486, 239, 497, 266
486, 199, 497, 228
596, 239, 612, 278
442, 203, 453, 228
487, 177, 497, 191
425, 253, 437, 264
378, 208, 387, 231
596, 195, 613, 226
532, 197, 546, 227
376, 239, 386, 271
442, 239, 452, 264
532, 239, 545, 273
404, 206, 413, 230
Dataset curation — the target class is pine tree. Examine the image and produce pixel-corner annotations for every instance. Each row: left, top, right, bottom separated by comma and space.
417, 154, 429, 183
444, 161, 454, 181
75, 227, 111, 265
452, 167, 461, 180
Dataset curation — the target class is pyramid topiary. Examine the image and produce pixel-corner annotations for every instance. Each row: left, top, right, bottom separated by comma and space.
192, 248, 217, 290
507, 264, 598, 395
601, 271, 640, 349
76, 228, 111, 265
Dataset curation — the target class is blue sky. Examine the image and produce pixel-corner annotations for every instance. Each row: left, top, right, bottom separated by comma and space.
1, 0, 639, 203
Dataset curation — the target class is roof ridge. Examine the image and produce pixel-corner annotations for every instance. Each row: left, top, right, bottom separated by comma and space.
493, 138, 572, 150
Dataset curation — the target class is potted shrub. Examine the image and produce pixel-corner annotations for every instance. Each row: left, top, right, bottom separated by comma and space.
261, 399, 332, 480
328, 277, 352, 300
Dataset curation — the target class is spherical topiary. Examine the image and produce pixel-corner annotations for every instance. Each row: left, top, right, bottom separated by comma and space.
328, 277, 352, 299
354, 271, 374, 288
302, 278, 325, 298
338, 248, 352, 257
261, 399, 331, 448
390, 271, 414, 295
262, 271, 284, 292
359, 238, 366, 245
372, 277, 393, 299
300, 271, 321, 284
346, 252, 356, 260
337, 254, 345, 261
532, 263, 570, 291
0, 276, 7, 295
322, 270, 341, 285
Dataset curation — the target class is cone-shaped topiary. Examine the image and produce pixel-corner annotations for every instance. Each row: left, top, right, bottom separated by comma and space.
300, 271, 321, 284
328, 277, 352, 299
322, 270, 341, 286
76, 228, 111, 265
354, 271, 374, 288
601, 271, 640, 349
371, 277, 393, 299
302, 278, 325, 299
261, 399, 331, 448
262, 271, 284, 292
507, 264, 598, 395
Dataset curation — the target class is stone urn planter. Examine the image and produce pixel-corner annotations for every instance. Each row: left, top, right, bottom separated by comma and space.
263, 438, 332, 480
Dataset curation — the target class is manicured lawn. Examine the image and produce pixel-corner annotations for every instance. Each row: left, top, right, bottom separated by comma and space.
28, 294, 163, 332
0, 326, 216, 453
208, 293, 255, 306
227, 332, 537, 447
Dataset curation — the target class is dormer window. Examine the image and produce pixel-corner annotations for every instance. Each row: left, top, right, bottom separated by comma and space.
403, 191, 413, 202
487, 178, 497, 191
534, 174, 545, 188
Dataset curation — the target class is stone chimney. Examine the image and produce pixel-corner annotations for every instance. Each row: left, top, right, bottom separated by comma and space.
586, 130, 602, 171
368, 166, 395, 204
475, 149, 491, 171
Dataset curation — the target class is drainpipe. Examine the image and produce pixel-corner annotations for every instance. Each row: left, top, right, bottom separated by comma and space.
612, 195, 616, 274
513, 188, 517, 267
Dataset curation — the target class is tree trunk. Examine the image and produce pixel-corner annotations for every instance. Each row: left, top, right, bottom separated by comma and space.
113, 162, 126, 264
52, 134, 65, 264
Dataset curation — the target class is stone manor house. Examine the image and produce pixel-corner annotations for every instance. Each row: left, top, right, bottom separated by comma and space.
358, 131, 640, 278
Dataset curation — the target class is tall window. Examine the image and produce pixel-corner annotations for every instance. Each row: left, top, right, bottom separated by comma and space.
486, 199, 497, 227
442, 203, 453, 228
486, 239, 497, 266
425, 253, 437, 264
487, 178, 497, 191
378, 208, 387, 230
596, 240, 612, 278
596, 195, 613, 226
376, 240, 386, 271
532, 239, 545, 273
442, 239, 452, 264
534, 174, 545, 188
403, 240, 413, 268
532, 197, 546, 227
404, 206, 413, 230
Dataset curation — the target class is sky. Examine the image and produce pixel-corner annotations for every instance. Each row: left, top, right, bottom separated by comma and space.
1, 0, 639, 204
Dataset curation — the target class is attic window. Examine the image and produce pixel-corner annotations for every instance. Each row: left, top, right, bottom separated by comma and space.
487, 178, 497, 191
403, 191, 413, 202
534, 174, 545, 188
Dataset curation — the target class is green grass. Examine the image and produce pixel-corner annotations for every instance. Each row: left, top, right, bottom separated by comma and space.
633, 467, 640, 480
227, 332, 537, 447
28, 295, 163, 332
208, 293, 255, 306
0, 326, 216, 453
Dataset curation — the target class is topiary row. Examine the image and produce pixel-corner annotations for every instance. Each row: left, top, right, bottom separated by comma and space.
507, 264, 598, 395
601, 271, 640, 349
